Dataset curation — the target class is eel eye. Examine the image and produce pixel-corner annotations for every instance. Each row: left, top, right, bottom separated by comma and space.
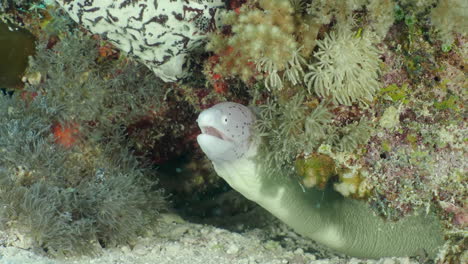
222, 116, 228, 124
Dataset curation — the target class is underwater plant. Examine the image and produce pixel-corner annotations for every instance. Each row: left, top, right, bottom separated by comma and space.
0, 8, 170, 255
0, 94, 166, 256
24, 28, 166, 128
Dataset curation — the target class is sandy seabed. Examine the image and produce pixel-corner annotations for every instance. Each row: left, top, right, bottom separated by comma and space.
0, 212, 421, 264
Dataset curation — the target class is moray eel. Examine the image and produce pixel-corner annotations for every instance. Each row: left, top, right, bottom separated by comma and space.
197, 102, 444, 259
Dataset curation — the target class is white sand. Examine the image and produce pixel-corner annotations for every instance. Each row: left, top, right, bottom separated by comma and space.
0, 212, 419, 264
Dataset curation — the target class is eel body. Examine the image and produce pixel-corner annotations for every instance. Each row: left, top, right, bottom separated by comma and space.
196, 102, 444, 258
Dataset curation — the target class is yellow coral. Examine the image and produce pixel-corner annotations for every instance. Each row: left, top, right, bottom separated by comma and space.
295, 153, 336, 189
334, 169, 370, 198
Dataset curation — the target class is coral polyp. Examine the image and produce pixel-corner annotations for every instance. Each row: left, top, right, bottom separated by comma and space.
304, 27, 381, 106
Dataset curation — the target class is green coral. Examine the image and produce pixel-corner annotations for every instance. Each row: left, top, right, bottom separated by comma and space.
306, 0, 367, 25
0, 94, 165, 256
430, 0, 468, 46
379, 83, 410, 103
295, 153, 336, 189
331, 119, 372, 152
367, 0, 396, 39
304, 26, 381, 106
433, 94, 461, 111
307, 0, 396, 39
255, 91, 372, 177
24, 29, 165, 127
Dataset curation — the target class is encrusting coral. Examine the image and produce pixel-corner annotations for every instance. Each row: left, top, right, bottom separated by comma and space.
295, 153, 336, 189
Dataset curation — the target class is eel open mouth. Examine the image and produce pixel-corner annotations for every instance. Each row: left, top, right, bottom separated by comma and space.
200, 126, 228, 141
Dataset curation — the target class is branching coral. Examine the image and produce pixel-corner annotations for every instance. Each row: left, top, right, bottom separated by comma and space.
328, 118, 372, 152
206, 0, 400, 95
207, 0, 297, 87
304, 102, 333, 140
304, 26, 381, 105
206, 0, 319, 91
307, 0, 367, 25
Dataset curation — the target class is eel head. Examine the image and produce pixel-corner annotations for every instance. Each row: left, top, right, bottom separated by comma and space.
196, 102, 255, 163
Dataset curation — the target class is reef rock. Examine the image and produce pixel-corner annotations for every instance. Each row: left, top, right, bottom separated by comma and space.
56, 0, 225, 82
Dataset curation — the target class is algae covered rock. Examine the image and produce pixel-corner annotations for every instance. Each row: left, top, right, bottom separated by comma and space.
0, 22, 35, 89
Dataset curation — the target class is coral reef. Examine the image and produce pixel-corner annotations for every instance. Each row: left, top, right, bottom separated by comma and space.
0, 0, 466, 262
203, 1, 466, 261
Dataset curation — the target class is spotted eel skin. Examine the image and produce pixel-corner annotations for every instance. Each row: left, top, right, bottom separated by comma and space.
56, 0, 225, 82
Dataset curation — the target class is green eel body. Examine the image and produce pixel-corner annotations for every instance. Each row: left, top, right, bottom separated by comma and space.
197, 102, 444, 258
